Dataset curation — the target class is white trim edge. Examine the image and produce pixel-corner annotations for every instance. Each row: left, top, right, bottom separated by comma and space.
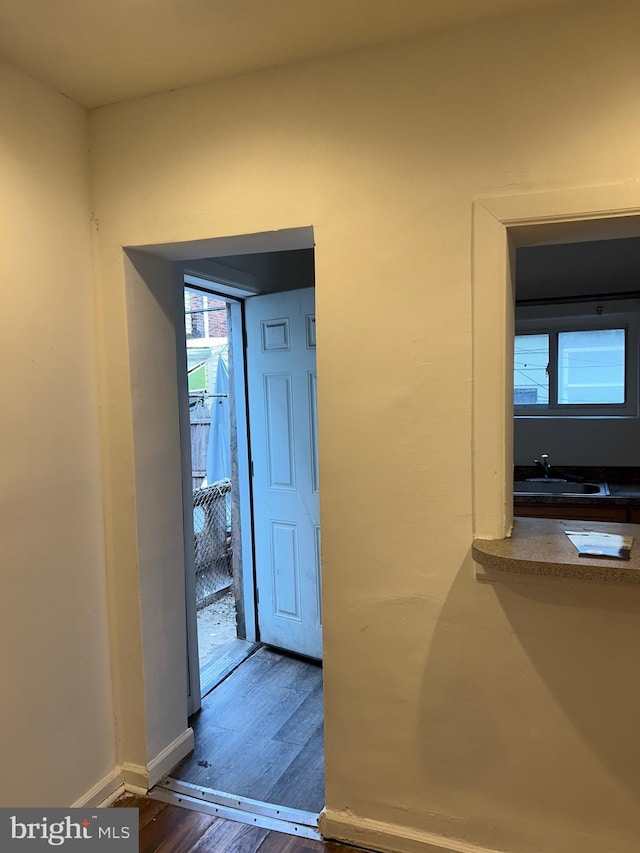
98, 783, 126, 807
122, 784, 149, 796
71, 767, 124, 808
122, 728, 194, 791
121, 763, 148, 790
148, 728, 194, 787
319, 809, 506, 853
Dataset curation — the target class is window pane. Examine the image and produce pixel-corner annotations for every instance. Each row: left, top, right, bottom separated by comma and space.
557, 329, 625, 404
514, 334, 549, 405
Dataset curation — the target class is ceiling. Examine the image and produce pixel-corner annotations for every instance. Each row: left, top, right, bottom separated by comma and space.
0, 0, 575, 108
517, 237, 640, 302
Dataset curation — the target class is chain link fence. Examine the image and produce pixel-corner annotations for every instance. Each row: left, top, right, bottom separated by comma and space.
193, 479, 232, 609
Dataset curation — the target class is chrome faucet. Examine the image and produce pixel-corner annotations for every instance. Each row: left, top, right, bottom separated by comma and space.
534, 454, 551, 478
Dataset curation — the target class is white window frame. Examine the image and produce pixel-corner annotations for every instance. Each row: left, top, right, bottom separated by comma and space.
514, 299, 640, 418
184, 290, 193, 336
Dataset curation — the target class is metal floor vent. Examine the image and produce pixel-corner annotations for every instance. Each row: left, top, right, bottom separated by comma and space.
149, 778, 321, 841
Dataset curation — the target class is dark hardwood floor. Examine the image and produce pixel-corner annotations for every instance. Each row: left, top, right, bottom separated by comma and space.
113, 795, 356, 853
200, 638, 259, 698
170, 647, 324, 813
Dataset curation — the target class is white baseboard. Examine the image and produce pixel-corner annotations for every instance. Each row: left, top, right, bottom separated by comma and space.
98, 783, 126, 807
122, 728, 194, 792
148, 728, 194, 787
121, 783, 149, 796
319, 809, 505, 853
121, 764, 147, 790
71, 767, 124, 809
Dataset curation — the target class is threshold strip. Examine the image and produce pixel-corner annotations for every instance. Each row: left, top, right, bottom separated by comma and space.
199, 640, 261, 699
150, 778, 321, 840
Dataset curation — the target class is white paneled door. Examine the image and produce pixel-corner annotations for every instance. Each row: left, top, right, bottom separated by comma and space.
245, 288, 321, 659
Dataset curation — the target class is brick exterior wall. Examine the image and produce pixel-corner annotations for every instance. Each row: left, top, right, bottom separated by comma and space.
186, 291, 227, 339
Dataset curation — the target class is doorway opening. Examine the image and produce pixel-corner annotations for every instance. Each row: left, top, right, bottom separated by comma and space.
183, 286, 256, 696
161, 246, 324, 829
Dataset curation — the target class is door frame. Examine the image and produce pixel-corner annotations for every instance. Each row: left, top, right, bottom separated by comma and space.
178, 275, 257, 714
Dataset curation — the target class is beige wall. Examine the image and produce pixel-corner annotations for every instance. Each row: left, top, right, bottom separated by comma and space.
0, 60, 115, 805
89, 1, 640, 851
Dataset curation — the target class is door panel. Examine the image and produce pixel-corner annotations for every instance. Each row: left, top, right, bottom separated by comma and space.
245, 288, 321, 659
264, 373, 295, 488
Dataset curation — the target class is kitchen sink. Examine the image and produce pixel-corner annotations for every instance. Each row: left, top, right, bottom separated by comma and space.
513, 480, 610, 496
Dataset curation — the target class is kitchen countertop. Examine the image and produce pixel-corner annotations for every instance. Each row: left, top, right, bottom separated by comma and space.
512, 467, 640, 506
472, 517, 640, 585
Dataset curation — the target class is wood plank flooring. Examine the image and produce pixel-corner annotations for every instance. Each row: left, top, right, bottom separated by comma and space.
200, 638, 258, 698
172, 647, 324, 813
114, 795, 357, 853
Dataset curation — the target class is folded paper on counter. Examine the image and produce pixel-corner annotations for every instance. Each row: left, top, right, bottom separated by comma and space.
565, 531, 633, 561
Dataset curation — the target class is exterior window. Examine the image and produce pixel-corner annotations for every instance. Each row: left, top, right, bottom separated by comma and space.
514, 302, 638, 417
514, 333, 549, 405
557, 329, 625, 404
